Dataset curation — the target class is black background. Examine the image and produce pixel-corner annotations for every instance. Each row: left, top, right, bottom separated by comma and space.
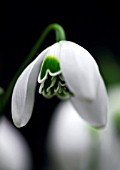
0, 1, 120, 170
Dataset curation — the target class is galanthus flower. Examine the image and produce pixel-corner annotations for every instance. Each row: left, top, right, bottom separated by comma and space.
12, 40, 108, 128
0, 117, 32, 170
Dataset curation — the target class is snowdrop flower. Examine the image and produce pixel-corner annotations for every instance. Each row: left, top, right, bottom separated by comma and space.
46, 101, 99, 170
12, 41, 108, 128
0, 117, 32, 170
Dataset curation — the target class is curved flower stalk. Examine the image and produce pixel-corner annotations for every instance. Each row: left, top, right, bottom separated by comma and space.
46, 101, 99, 170
0, 117, 32, 170
12, 40, 108, 128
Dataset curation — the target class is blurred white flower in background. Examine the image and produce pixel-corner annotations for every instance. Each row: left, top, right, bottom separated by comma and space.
46, 101, 100, 170
46, 84, 120, 170
0, 117, 33, 170
98, 84, 120, 170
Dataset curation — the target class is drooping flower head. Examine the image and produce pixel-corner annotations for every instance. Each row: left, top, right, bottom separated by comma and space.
12, 41, 108, 128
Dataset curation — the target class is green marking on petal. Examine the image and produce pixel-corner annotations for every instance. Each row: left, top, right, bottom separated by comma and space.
38, 55, 74, 100
39, 72, 74, 100
40, 56, 61, 80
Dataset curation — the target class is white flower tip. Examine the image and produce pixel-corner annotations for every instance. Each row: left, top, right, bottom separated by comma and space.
13, 121, 23, 128
13, 119, 24, 128
92, 121, 107, 129
80, 113, 107, 129
12, 113, 27, 128
91, 108, 108, 129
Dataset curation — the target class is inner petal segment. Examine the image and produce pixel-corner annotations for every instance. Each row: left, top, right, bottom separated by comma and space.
38, 56, 73, 99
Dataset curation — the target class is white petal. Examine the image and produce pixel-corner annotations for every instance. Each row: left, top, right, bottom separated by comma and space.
47, 101, 92, 170
46, 42, 61, 60
71, 77, 108, 128
0, 117, 32, 170
59, 41, 100, 101
12, 48, 49, 127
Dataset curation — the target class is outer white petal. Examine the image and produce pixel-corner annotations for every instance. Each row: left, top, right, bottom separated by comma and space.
46, 101, 94, 170
59, 41, 100, 101
12, 48, 49, 127
71, 77, 108, 128
0, 117, 32, 170
45, 42, 61, 60
59, 41, 108, 127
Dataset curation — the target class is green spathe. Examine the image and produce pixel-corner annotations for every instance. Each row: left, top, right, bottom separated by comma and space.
40, 56, 61, 80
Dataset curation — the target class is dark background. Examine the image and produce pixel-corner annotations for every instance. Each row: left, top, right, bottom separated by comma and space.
0, 1, 120, 170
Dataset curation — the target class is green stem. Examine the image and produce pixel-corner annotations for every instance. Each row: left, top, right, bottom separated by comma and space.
0, 23, 66, 115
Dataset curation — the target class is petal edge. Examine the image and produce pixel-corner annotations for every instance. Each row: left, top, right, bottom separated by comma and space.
12, 48, 49, 127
